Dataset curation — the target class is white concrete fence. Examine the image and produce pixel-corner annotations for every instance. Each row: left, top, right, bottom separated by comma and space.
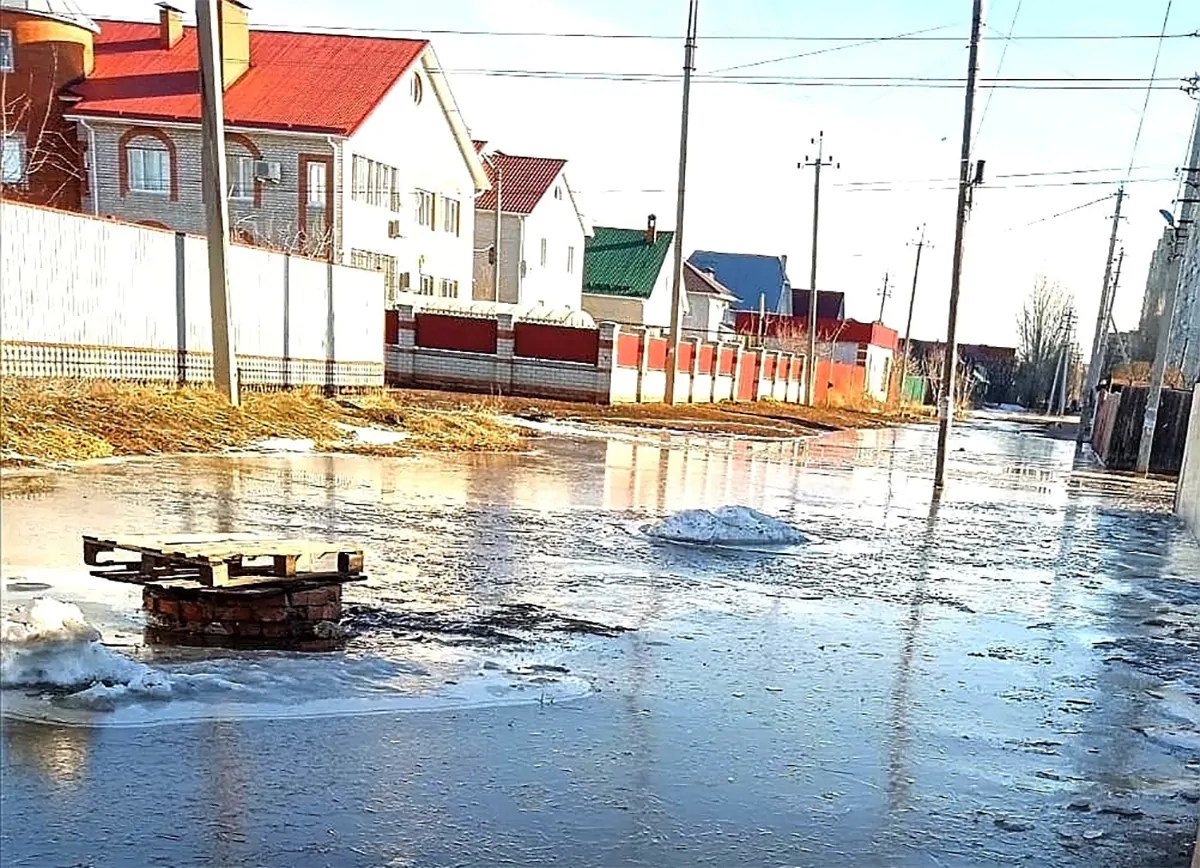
0, 202, 385, 388
1177, 383, 1200, 537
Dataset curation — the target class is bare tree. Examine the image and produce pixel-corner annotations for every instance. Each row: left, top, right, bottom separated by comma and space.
1, 48, 86, 207
1016, 276, 1076, 409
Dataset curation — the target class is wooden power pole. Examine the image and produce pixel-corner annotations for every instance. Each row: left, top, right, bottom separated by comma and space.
663, 0, 698, 405
899, 225, 928, 405
933, 0, 984, 492
800, 133, 838, 406
196, 0, 238, 405
1078, 185, 1125, 442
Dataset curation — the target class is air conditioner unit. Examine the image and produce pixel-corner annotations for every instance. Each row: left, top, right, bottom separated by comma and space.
252, 160, 281, 183
387, 219, 402, 238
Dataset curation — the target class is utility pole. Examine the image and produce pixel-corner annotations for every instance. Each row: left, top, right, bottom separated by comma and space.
493, 157, 503, 302
1052, 309, 1075, 416
1138, 97, 1200, 474
800, 133, 838, 405
899, 224, 928, 406
1077, 185, 1125, 442
877, 272, 891, 323
932, 0, 984, 492
663, 0, 698, 406
196, 0, 238, 405
1107, 248, 1129, 368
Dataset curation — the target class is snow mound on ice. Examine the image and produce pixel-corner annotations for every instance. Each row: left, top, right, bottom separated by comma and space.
1, 598, 172, 704
644, 506, 808, 546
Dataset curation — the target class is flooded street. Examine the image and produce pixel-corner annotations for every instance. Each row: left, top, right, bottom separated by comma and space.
3, 418, 1200, 867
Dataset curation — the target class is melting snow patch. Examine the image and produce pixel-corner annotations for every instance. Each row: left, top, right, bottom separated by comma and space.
1, 598, 173, 704
334, 423, 410, 447
644, 506, 808, 547
249, 437, 316, 453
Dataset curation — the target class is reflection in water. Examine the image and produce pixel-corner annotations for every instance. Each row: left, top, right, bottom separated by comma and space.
3, 720, 93, 787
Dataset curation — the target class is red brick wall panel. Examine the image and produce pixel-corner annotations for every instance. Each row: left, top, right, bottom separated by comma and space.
514, 322, 599, 365
415, 314, 497, 354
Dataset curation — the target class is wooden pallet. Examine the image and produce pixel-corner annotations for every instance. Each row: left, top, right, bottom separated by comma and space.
83, 533, 365, 588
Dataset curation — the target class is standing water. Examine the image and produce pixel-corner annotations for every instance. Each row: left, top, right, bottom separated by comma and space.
2, 419, 1198, 867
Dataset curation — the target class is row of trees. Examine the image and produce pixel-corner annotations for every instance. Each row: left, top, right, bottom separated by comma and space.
1016, 277, 1077, 410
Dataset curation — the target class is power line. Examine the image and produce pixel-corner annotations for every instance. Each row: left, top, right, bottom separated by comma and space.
1000, 193, 1116, 232
706, 23, 958, 75
973, 0, 1024, 145
1126, 0, 1175, 179
833, 164, 1168, 187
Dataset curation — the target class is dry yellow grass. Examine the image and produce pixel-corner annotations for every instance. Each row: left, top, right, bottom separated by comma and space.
0, 380, 523, 465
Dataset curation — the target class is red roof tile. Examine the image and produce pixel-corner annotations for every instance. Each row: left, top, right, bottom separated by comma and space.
476, 151, 567, 215
70, 20, 427, 135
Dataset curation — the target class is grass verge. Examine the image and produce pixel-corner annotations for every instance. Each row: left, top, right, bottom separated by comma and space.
0, 380, 523, 466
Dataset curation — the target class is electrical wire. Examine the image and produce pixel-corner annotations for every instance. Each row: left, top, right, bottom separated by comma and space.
706, 24, 958, 75
974, 0, 1024, 146
1000, 193, 1116, 232
1125, 0, 1174, 179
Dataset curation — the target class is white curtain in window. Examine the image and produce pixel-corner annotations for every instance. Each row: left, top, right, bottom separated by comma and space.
129, 147, 168, 193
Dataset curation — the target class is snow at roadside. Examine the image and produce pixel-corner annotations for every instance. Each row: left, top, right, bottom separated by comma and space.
644, 506, 808, 546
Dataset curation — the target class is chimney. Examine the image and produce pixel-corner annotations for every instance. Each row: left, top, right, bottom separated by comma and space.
217, 0, 251, 89
646, 214, 658, 245
157, 2, 183, 50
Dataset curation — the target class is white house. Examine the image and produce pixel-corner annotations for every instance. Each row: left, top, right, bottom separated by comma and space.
65, 1, 489, 302
471, 143, 590, 310
581, 217, 681, 330
682, 261, 737, 341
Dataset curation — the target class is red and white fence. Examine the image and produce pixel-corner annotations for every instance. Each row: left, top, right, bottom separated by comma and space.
385, 305, 807, 405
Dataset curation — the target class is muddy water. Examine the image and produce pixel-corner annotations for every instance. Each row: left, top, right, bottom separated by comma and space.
2, 419, 1199, 867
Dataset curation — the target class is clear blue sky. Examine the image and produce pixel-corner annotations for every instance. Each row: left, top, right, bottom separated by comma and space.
95, 0, 1200, 347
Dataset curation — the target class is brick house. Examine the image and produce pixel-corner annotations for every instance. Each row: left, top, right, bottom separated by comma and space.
471, 142, 591, 310
0, 0, 98, 210
2, 0, 489, 298
582, 217, 680, 329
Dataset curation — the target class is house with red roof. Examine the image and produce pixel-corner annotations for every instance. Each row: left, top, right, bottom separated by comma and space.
2, 0, 489, 299
471, 142, 590, 311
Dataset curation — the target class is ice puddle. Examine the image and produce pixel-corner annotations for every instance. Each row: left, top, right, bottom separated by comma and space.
1, 598, 591, 727
644, 506, 809, 548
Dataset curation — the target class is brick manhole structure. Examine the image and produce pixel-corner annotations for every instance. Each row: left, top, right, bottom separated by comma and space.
143, 582, 346, 651
83, 534, 365, 652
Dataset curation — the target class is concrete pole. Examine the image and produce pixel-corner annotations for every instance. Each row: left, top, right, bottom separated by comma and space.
877, 272, 890, 323
1138, 100, 1200, 474
899, 225, 927, 406
932, 0, 984, 492
493, 158, 502, 302
1078, 186, 1125, 442
800, 133, 837, 406
663, 0, 698, 406
196, 0, 238, 405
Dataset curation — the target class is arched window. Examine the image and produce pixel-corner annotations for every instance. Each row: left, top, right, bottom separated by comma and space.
118, 127, 178, 201
225, 133, 263, 206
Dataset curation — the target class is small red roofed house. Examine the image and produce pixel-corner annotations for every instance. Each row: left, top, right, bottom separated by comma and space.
472, 142, 590, 310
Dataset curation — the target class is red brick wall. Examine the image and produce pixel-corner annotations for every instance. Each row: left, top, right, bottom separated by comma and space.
737, 352, 759, 401
699, 346, 715, 375
676, 341, 694, 372
719, 349, 736, 376
415, 314, 497, 354
647, 337, 668, 370
514, 322, 599, 365
616, 333, 641, 368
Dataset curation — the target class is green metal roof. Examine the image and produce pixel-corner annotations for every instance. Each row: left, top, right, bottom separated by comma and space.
583, 226, 674, 299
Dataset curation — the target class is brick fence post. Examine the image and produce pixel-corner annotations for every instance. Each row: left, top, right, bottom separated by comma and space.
632, 326, 650, 403
597, 322, 619, 404
686, 337, 703, 403
495, 313, 515, 395
732, 343, 745, 403
771, 350, 783, 400
388, 304, 416, 386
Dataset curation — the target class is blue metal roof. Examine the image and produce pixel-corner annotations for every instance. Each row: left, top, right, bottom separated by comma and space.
687, 251, 792, 314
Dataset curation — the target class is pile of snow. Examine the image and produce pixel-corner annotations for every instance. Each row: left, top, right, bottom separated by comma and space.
1, 598, 172, 707
644, 506, 808, 546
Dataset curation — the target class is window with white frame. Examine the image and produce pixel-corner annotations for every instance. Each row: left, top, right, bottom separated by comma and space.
128, 145, 170, 194
567, 245, 575, 274
0, 31, 13, 73
419, 274, 435, 296
442, 197, 460, 235
2, 135, 23, 184
306, 162, 327, 209
415, 190, 434, 228
540, 238, 547, 268
439, 278, 459, 299
229, 155, 253, 200
351, 154, 400, 211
